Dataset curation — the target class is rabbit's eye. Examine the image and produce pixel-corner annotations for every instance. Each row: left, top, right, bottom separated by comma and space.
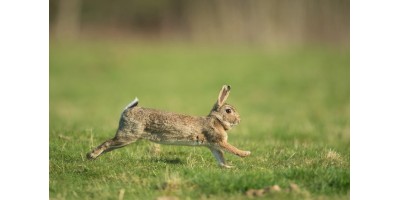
225, 109, 232, 114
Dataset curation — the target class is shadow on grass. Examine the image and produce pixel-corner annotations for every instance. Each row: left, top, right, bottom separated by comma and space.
151, 157, 183, 164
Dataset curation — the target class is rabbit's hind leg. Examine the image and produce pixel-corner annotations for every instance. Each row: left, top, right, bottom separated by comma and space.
87, 135, 138, 160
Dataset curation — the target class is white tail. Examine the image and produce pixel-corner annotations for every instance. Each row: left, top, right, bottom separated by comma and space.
124, 97, 139, 110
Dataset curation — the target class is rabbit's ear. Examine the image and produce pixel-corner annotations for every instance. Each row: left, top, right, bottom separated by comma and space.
217, 85, 231, 107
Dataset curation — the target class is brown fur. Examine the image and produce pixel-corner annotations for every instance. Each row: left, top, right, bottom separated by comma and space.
87, 85, 250, 168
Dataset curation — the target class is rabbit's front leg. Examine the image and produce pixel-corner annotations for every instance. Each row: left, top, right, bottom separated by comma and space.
219, 142, 251, 157
210, 148, 233, 168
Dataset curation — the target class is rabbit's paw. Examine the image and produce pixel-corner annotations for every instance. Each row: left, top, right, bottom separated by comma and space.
86, 152, 97, 160
241, 151, 251, 157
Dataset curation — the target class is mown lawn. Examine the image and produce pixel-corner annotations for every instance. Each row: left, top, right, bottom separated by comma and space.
50, 41, 349, 199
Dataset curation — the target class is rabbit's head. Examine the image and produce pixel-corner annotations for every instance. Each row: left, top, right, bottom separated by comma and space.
209, 85, 241, 130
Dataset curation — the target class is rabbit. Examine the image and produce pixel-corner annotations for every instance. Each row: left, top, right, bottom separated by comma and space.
86, 85, 250, 168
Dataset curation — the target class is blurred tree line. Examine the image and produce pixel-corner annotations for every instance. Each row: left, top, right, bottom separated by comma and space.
50, 0, 349, 46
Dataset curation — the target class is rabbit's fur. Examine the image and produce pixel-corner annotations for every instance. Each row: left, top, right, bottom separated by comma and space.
87, 85, 250, 168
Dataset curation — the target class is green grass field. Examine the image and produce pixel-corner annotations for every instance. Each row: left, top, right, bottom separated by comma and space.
50, 41, 349, 199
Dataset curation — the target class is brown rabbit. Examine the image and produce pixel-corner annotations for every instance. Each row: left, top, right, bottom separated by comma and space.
87, 85, 250, 168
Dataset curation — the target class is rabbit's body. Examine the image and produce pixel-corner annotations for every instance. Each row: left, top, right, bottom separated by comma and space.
121, 107, 209, 146
87, 85, 250, 168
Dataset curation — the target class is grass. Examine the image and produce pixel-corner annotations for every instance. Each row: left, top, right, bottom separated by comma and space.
50, 40, 349, 199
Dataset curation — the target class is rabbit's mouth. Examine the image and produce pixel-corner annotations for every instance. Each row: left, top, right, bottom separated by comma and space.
233, 118, 240, 126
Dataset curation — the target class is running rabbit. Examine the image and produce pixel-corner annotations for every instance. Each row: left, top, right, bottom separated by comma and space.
87, 85, 250, 168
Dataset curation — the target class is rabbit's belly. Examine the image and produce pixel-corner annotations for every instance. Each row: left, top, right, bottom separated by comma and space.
152, 140, 206, 146
143, 132, 208, 146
